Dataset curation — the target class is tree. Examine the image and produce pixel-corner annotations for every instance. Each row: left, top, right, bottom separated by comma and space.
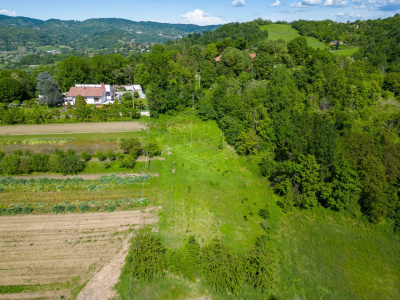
0, 78, 24, 103
120, 137, 142, 156
74, 95, 86, 108
37, 72, 63, 107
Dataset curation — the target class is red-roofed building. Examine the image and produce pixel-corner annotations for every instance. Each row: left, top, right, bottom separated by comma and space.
65, 83, 115, 107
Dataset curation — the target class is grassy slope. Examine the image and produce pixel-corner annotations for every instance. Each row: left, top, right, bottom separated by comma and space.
274, 209, 400, 299
261, 24, 329, 50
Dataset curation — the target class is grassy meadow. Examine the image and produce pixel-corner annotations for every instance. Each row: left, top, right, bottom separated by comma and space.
261, 24, 329, 50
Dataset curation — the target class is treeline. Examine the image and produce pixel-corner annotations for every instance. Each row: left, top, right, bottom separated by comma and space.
120, 231, 275, 297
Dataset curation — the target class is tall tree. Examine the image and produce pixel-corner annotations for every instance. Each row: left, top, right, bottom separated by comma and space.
36, 72, 63, 107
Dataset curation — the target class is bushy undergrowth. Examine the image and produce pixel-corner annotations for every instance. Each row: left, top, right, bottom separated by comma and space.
121, 232, 276, 297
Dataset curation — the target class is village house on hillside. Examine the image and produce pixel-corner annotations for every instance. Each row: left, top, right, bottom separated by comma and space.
64, 83, 115, 107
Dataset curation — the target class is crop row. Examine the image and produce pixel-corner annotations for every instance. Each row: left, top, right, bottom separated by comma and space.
0, 198, 150, 216
0, 138, 75, 145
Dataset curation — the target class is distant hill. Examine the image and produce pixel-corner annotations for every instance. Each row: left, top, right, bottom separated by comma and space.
0, 15, 220, 50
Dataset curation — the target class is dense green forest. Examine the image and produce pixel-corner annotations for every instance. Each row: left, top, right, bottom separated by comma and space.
0, 15, 219, 51
1, 15, 400, 298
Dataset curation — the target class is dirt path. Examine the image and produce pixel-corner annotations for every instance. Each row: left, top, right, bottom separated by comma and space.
2, 172, 159, 180
77, 233, 133, 300
0, 122, 146, 136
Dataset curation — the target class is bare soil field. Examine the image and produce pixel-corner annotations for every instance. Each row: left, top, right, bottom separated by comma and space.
0, 208, 160, 300
0, 122, 146, 136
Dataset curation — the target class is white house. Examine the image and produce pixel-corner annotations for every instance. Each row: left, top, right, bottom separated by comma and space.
119, 84, 146, 99
64, 83, 115, 107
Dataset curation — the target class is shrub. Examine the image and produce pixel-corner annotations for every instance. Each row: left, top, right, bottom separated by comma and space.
1, 155, 20, 175
106, 150, 116, 161
124, 230, 166, 282
95, 150, 107, 161
51, 205, 65, 214
0, 151, 5, 160
13, 149, 23, 156
18, 156, 31, 174
30, 154, 50, 172
144, 142, 161, 158
115, 151, 124, 160
120, 137, 142, 157
168, 236, 200, 281
81, 150, 92, 162
0, 187, 3, 193
200, 239, 245, 295
22, 207, 33, 215
120, 155, 136, 169
245, 245, 275, 293
58, 150, 85, 175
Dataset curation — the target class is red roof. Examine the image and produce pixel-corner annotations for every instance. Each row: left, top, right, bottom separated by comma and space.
215, 55, 221, 62
249, 53, 257, 61
67, 87, 105, 97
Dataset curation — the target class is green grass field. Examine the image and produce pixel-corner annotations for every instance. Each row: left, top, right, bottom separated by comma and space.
274, 209, 400, 299
261, 24, 329, 50
331, 47, 360, 56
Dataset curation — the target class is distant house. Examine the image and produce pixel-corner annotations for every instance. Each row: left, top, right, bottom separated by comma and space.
115, 84, 146, 100
329, 41, 337, 45
64, 83, 115, 107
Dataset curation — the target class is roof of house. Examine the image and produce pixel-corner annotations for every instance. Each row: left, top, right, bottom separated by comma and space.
215, 53, 257, 62
67, 86, 105, 97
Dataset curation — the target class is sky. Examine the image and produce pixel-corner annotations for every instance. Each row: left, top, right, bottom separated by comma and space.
1, 0, 399, 25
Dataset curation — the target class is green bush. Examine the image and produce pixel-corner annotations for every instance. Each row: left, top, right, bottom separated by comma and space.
51, 205, 65, 214
120, 155, 136, 169
200, 239, 245, 295
0, 187, 4, 193
30, 154, 50, 172
13, 149, 23, 156
120, 137, 142, 157
124, 230, 166, 282
1, 155, 20, 175
18, 156, 32, 174
95, 150, 107, 161
0, 151, 5, 160
106, 150, 116, 161
81, 150, 92, 162
168, 236, 200, 281
144, 142, 161, 158
22, 207, 33, 215
245, 248, 274, 293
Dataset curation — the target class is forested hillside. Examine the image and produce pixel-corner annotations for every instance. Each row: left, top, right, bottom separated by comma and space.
0, 15, 219, 51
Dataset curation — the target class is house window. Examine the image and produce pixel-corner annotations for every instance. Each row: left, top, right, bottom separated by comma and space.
94, 98, 100, 102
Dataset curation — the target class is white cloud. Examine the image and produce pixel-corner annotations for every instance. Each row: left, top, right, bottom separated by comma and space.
336, 12, 362, 19
232, 0, 246, 7
324, 0, 348, 6
271, 0, 281, 6
181, 9, 223, 25
0, 9, 16, 17
302, 0, 323, 4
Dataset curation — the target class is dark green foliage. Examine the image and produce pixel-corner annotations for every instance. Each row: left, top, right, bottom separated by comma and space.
0, 77, 24, 103
106, 150, 116, 161
49, 149, 85, 175
0, 155, 20, 175
95, 151, 107, 161
36, 72, 63, 106
22, 207, 33, 215
66, 205, 75, 213
200, 239, 245, 295
80, 204, 89, 213
124, 230, 166, 283
144, 142, 161, 158
168, 236, 200, 281
18, 155, 31, 174
51, 205, 65, 214
120, 137, 142, 156
6, 206, 21, 215
80, 151, 92, 162
106, 205, 116, 212
120, 155, 136, 169
245, 248, 274, 293
30, 154, 50, 172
